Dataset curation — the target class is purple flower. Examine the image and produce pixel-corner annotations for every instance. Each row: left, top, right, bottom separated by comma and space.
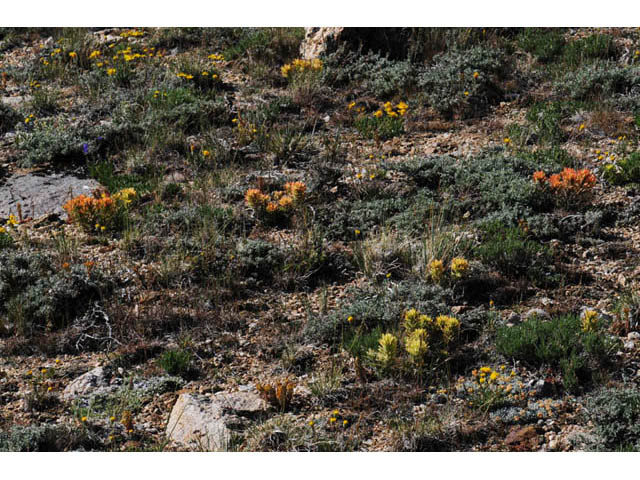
82, 143, 89, 154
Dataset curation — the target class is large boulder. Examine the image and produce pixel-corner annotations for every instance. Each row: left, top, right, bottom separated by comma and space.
0, 172, 101, 219
166, 389, 268, 451
300, 27, 411, 60
62, 366, 119, 401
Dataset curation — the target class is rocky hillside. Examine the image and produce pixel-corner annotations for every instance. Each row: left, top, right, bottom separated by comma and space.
2, 27, 640, 451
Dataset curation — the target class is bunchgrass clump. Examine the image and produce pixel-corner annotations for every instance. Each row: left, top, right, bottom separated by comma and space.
496, 314, 619, 392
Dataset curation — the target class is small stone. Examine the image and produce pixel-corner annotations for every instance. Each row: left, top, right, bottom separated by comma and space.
627, 332, 640, 341
524, 308, 550, 321
507, 312, 522, 324
451, 305, 469, 315
62, 366, 115, 401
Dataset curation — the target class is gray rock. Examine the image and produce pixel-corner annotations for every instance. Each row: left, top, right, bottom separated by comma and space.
524, 308, 550, 321
624, 340, 636, 351
507, 312, 522, 324
166, 390, 267, 451
62, 366, 118, 401
627, 332, 640, 341
0, 172, 102, 219
1, 95, 32, 108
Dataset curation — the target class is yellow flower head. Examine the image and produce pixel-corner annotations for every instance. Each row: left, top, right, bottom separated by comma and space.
450, 257, 469, 279
373, 110, 383, 119
582, 310, 600, 333
69, 52, 77, 58
405, 328, 429, 359
429, 259, 445, 283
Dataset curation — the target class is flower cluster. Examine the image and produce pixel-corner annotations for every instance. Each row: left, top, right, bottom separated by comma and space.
533, 168, 597, 208
352, 100, 408, 140
581, 309, 600, 333
366, 309, 461, 374
245, 182, 307, 220
373, 101, 408, 119
63, 188, 136, 233
428, 257, 470, 283
367, 333, 398, 371
119, 29, 145, 38
281, 58, 323, 79
256, 379, 296, 410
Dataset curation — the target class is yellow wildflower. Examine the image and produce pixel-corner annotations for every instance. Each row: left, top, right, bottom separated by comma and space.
429, 259, 445, 283
450, 257, 469, 279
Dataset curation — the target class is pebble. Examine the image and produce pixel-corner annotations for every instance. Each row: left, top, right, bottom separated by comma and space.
524, 308, 550, 321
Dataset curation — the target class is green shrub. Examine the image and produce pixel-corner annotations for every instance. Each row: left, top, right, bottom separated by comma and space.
159, 348, 192, 376
524, 101, 569, 146
322, 47, 415, 98
474, 220, 553, 285
304, 280, 455, 349
563, 34, 618, 67
496, 315, 619, 392
222, 28, 303, 64
554, 62, 640, 102
602, 152, 640, 185
0, 252, 110, 335
236, 239, 285, 286
14, 116, 136, 167
0, 423, 100, 452
418, 46, 506, 119
354, 112, 405, 140
587, 388, 640, 450
517, 28, 565, 63
88, 161, 158, 194
317, 197, 408, 241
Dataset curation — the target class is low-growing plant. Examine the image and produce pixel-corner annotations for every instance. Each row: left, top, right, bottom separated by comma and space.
63, 188, 136, 234
245, 181, 306, 224
496, 315, 620, 392
587, 388, 640, 450
256, 379, 296, 411
563, 34, 618, 68
532, 167, 597, 209
474, 220, 553, 285
352, 101, 407, 140
365, 308, 461, 377
0, 251, 110, 335
159, 348, 192, 377
517, 28, 565, 63
322, 46, 415, 98
554, 62, 640, 105
418, 46, 506, 119
602, 152, 640, 185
